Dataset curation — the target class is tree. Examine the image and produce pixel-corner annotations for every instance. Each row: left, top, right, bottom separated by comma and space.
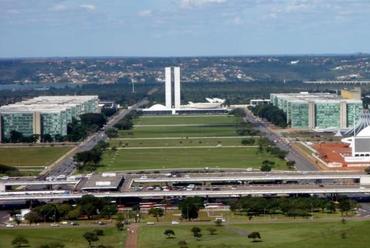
365, 166, 370, 174
0, 164, 20, 177
286, 160, 296, 169
207, 227, 217, 235
9, 130, 24, 143
179, 197, 203, 221
105, 128, 118, 138
148, 208, 164, 222
191, 226, 202, 240
248, 232, 262, 242
260, 159, 277, 172
215, 219, 223, 226
83, 232, 99, 247
25, 211, 42, 224
11, 236, 29, 248
42, 134, 53, 143
241, 138, 255, 145
100, 204, 117, 218
80, 113, 106, 129
164, 229, 176, 239
338, 198, 355, 216
94, 229, 104, 236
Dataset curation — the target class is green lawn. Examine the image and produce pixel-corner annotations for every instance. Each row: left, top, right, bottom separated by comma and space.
109, 137, 251, 147
0, 147, 72, 167
118, 125, 239, 138
0, 226, 125, 248
102, 115, 287, 171
100, 147, 286, 171
135, 115, 239, 125
139, 221, 370, 248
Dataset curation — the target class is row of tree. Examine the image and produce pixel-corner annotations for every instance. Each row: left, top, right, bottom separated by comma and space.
250, 104, 287, 128
25, 195, 117, 223
114, 110, 141, 130
74, 141, 109, 172
229, 196, 357, 217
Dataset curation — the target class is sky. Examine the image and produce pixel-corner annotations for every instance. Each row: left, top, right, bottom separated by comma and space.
0, 0, 370, 57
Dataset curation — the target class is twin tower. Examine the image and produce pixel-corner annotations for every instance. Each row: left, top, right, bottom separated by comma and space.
165, 67, 181, 109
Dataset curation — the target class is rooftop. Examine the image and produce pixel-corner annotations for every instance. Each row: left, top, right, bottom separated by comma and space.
271, 92, 362, 103
0, 95, 98, 114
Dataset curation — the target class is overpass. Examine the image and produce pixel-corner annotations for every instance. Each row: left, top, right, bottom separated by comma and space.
0, 180, 80, 192
133, 172, 366, 184
0, 185, 370, 202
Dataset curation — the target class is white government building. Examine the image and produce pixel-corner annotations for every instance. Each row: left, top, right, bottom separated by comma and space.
143, 67, 228, 115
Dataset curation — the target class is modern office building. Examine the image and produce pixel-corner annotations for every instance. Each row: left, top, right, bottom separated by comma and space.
0, 95, 99, 141
270, 92, 363, 130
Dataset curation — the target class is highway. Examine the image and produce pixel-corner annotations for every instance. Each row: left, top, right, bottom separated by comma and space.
40, 98, 149, 178
244, 109, 317, 171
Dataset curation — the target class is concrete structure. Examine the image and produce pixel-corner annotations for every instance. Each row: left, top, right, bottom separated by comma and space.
270, 92, 363, 130
164, 66, 181, 109
165, 67, 172, 109
342, 125, 370, 165
0, 95, 99, 142
143, 67, 228, 115
174, 67, 181, 108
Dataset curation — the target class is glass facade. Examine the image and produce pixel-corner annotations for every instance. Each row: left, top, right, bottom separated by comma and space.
1, 113, 34, 137
315, 102, 340, 129
347, 103, 363, 127
290, 102, 309, 128
271, 93, 363, 130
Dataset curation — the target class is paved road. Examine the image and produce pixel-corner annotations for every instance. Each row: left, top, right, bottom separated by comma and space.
244, 109, 317, 171
40, 98, 149, 178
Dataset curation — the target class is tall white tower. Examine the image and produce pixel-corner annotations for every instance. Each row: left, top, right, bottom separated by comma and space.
174, 67, 181, 108
165, 67, 172, 109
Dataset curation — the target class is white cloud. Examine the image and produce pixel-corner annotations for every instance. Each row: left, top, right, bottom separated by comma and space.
138, 9, 152, 17
49, 4, 67, 12
80, 4, 96, 11
180, 0, 227, 8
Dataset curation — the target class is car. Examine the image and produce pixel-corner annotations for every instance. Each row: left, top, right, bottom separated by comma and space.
50, 223, 59, 227
171, 221, 179, 225
5, 224, 15, 228
70, 222, 79, 226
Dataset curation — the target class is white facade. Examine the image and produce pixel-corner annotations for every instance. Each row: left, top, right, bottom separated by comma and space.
174, 67, 181, 108
165, 67, 172, 109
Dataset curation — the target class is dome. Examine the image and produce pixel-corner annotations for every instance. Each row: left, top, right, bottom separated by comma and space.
147, 104, 169, 110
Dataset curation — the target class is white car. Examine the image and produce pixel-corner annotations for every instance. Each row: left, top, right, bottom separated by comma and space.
5, 224, 15, 228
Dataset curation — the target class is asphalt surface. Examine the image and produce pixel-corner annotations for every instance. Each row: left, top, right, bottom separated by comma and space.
40, 98, 149, 179
244, 109, 317, 171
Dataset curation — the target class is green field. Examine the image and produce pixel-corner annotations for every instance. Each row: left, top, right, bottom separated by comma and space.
100, 147, 286, 171
139, 221, 370, 248
0, 146, 72, 167
101, 115, 287, 171
110, 137, 249, 147
0, 226, 125, 248
135, 115, 239, 125
118, 125, 240, 138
